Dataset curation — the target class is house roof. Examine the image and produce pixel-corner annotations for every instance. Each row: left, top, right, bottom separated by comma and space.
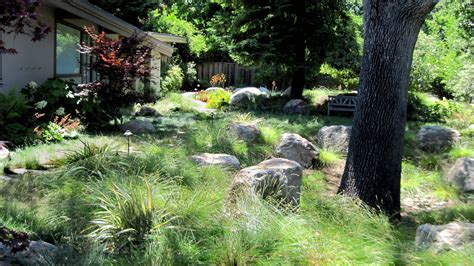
44, 0, 174, 56
146, 33, 187, 44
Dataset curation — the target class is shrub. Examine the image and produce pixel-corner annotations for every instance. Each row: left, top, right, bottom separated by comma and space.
161, 65, 184, 95
88, 177, 171, 252
22, 78, 80, 123
79, 27, 153, 127
407, 92, 462, 122
206, 88, 231, 109
34, 114, 81, 144
0, 90, 33, 144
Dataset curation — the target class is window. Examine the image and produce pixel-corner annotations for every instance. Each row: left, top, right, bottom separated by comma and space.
56, 23, 81, 75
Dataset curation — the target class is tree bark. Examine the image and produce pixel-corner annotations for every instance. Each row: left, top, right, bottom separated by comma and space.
338, 0, 438, 219
290, 0, 306, 99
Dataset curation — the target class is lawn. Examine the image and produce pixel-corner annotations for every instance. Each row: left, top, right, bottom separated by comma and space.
1, 91, 473, 265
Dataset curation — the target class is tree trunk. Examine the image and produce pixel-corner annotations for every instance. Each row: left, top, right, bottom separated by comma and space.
290, 0, 306, 99
338, 0, 438, 219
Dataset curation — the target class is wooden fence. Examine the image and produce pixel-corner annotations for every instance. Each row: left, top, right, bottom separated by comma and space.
196, 62, 255, 87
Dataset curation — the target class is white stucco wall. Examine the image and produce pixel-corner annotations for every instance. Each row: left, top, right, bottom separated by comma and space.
1, 5, 55, 92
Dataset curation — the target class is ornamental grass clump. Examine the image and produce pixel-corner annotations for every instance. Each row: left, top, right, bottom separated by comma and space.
88, 177, 172, 252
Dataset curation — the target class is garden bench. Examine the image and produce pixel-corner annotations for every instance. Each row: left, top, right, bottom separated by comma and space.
327, 94, 358, 115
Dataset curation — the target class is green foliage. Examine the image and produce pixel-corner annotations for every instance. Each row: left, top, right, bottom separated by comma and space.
22, 78, 80, 121
161, 65, 184, 95
315, 63, 359, 89
148, 7, 207, 57
410, 0, 472, 99
39, 122, 64, 143
88, 177, 171, 252
0, 90, 32, 144
318, 149, 342, 168
407, 92, 462, 122
206, 88, 231, 109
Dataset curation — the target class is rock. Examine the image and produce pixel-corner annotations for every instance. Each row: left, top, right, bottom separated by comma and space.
417, 126, 460, 153
119, 120, 156, 134
191, 153, 241, 170
283, 99, 310, 115
259, 86, 271, 94
230, 87, 268, 107
415, 222, 474, 252
446, 157, 474, 192
316, 125, 352, 153
0, 147, 9, 161
135, 106, 160, 117
230, 158, 303, 206
276, 133, 319, 168
229, 123, 260, 142
0, 240, 57, 265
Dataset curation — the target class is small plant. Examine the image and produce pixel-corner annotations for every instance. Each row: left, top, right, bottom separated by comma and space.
318, 149, 342, 168
34, 114, 81, 143
161, 65, 184, 95
0, 89, 33, 145
193, 90, 209, 102
206, 88, 231, 109
210, 73, 226, 87
56, 141, 111, 166
88, 177, 171, 252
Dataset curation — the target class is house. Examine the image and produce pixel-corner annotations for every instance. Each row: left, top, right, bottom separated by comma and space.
0, 0, 186, 94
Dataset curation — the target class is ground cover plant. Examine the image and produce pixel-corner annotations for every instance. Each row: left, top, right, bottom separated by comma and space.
0, 90, 472, 264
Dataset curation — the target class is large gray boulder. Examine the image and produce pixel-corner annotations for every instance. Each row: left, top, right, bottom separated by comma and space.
416, 222, 474, 252
191, 153, 241, 170
230, 87, 268, 107
0, 147, 9, 176
276, 133, 319, 168
229, 123, 260, 142
119, 120, 156, 134
135, 106, 160, 117
416, 126, 460, 153
0, 240, 58, 265
230, 158, 303, 206
283, 99, 310, 115
316, 125, 352, 154
446, 157, 474, 193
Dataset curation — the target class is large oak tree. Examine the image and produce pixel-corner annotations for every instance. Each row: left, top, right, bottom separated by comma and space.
338, 0, 438, 219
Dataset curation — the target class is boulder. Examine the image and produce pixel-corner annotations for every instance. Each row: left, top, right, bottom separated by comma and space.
259, 86, 271, 94
229, 123, 260, 142
283, 99, 310, 115
0, 147, 9, 161
416, 126, 460, 153
191, 153, 241, 170
415, 222, 474, 252
276, 133, 319, 168
316, 125, 352, 153
119, 120, 156, 134
446, 157, 474, 193
230, 87, 268, 107
0, 240, 57, 265
230, 158, 303, 206
135, 106, 160, 117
